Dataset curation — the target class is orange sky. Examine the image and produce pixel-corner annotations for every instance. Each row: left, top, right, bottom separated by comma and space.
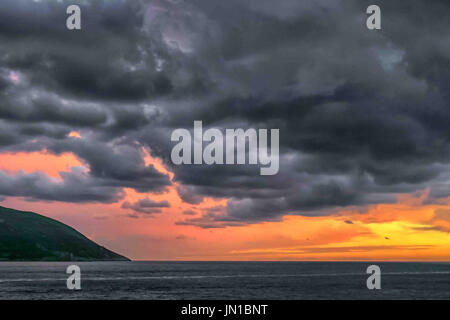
1, 142, 449, 261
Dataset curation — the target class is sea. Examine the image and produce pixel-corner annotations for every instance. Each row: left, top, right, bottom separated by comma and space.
0, 261, 449, 300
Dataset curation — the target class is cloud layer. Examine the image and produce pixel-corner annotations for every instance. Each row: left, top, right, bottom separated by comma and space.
0, 0, 449, 227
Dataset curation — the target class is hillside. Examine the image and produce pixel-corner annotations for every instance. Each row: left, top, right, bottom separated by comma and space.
0, 206, 129, 261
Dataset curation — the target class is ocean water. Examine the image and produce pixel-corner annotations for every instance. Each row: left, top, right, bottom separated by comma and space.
0, 261, 449, 300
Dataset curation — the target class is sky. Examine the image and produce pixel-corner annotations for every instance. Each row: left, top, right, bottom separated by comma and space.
0, 0, 449, 261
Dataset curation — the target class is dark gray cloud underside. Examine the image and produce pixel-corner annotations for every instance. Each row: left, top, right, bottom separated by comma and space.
0, 0, 449, 226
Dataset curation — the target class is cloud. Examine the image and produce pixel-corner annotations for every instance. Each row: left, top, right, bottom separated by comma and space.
175, 234, 195, 240
122, 197, 170, 215
176, 185, 204, 205
0, 0, 449, 226
182, 209, 197, 216
0, 168, 124, 203
230, 244, 435, 256
411, 226, 450, 234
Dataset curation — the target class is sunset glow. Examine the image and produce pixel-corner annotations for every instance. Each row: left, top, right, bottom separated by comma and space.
1, 0, 449, 265
1, 150, 449, 261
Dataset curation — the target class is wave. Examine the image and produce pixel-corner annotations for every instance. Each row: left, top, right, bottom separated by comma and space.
1, 271, 450, 283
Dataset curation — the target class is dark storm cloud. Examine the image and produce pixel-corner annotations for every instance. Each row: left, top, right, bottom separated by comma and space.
176, 185, 204, 205
162, 0, 450, 227
0, 169, 124, 203
0, 0, 449, 225
0, 0, 173, 202
0, 0, 168, 102
0, 89, 107, 126
47, 138, 171, 192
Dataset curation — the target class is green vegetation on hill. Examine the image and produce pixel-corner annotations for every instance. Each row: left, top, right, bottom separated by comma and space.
0, 206, 129, 261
